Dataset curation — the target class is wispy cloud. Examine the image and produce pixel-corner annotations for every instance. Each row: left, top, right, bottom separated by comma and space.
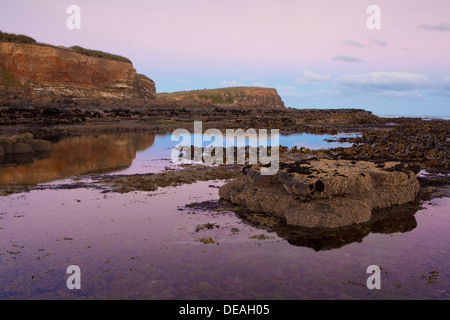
280, 89, 340, 101
333, 56, 363, 63
252, 82, 267, 87
295, 71, 331, 84
419, 24, 450, 31
221, 80, 244, 87
169, 78, 190, 83
282, 72, 449, 103
438, 76, 450, 89
341, 41, 367, 48
336, 72, 429, 91
276, 85, 297, 91
335, 72, 429, 99
372, 40, 387, 47
380, 90, 426, 100
428, 76, 450, 97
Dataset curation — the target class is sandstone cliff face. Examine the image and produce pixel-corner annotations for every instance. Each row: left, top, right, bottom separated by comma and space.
158, 87, 285, 109
0, 42, 156, 100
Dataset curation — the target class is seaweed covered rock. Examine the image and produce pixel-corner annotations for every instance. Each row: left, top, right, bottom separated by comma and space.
219, 159, 421, 228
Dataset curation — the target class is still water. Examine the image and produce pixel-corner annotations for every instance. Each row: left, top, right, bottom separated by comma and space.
0, 132, 356, 184
0, 132, 448, 299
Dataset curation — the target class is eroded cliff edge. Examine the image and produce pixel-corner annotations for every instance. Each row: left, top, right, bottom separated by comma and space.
158, 87, 285, 109
0, 42, 156, 100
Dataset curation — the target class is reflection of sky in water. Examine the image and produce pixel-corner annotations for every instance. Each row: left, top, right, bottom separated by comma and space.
170, 132, 358, 149
1, 132, 448, 300
279, 133, 358, 150
116, 133, 358, 175
0, 132, 360, 180
0, 182, 448, 299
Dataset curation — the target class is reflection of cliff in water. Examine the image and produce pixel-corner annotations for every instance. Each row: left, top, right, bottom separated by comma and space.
0, 133, 155, 185
235, 201, 420, 251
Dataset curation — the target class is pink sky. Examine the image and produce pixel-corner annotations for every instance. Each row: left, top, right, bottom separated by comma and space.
1, 0, 450, 115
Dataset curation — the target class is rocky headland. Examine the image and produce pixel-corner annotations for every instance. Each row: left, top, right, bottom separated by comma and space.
0, 33, 383, 136
158, 86, 285, 109
1, 31, 448, 230
0, 42, 156, 100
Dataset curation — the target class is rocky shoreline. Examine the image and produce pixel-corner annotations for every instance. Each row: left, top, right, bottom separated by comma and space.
0, 132, 51, 156
1, 35, 448, 231
1, 95, 448, 228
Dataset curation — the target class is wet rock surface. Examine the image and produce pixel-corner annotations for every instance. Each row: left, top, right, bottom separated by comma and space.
219, 159, 421, 228
304, 119, 449, 170
0, 95, 382, 135
190, 198, 421, 251
0, 133, 51, 156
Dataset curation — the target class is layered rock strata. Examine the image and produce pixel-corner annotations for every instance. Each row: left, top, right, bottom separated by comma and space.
0, 42, 156, 100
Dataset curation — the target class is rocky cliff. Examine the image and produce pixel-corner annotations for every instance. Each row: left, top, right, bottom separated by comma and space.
158, 87, 285, 109
0, 42, 156, 100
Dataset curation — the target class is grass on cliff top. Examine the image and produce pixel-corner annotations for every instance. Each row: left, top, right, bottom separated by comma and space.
0, 30, 132, 64
158, 87, 268, 104
137, 73, 154, 83
68, 46, 132, 64
0, 31, 37, 44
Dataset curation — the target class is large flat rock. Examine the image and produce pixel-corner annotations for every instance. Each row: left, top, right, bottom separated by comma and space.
219, 159, 421, 228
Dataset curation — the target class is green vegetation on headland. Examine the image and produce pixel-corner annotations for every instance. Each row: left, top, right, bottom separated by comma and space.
0, 30, 132, 64
137, 73, 154, 83
68, 46, 132, 64
158, 87, 265, 104
0, 30, 37, 44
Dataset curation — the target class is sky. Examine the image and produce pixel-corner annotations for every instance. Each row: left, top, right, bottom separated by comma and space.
1, 0, 449, 116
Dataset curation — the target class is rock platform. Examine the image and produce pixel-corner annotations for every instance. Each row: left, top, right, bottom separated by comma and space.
219, 159, 421, 228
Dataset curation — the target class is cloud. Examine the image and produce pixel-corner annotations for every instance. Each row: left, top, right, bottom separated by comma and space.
372, 40, 387, 47
280, 89, 340, 101
428, 76, 450, 97
282, 72, 440, 103
276, 85, 297, 91
170, 78, 190, 83
333, 56, 363, 63
419, 24, 450, 31
380, 90, 425, 100
438, 76, 450, 89
295, 71, 331, 84
299, 89, 340, 100
221, 80, 244, 87
341, 41, 366, 48
335, 72, 429, 98
252, 82, 267, 87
